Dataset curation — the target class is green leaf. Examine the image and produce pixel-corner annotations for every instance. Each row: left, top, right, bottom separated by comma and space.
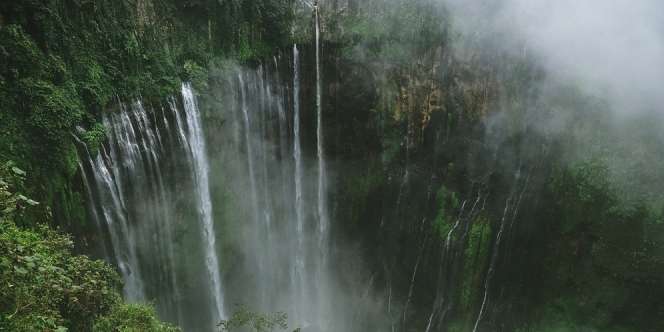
11, 166, 26, 176
14, 266, 28, 274
0, 257, 10, 268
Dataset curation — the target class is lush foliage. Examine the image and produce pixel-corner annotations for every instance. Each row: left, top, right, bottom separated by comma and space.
0, 1, 293, 330
0, 162, 39, 224
433, 184, 460, 240
324, 0, 664, 330
2, 0, 663, 330
93, 304, 179, 332
0, 0, 294, 230
0, 220, 118, 331
531, 161, 664, 331
334, 0, 448, 65
0, 163, 177, 331
219, 305, 298, 332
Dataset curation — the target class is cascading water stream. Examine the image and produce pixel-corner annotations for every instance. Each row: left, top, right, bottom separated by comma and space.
239, 72, 260, 225
181, 83, 226, 323
218, 37, 377, 328
275, 55, 291, 206
92, 114, 147, 302
314, 2, 329, 265
78, 87, 226, 331
258, 66, 277, 305
313, 7, 333, 327
76, 19, 367, 329
238, 72, 266, 294
292, 44, 307, 321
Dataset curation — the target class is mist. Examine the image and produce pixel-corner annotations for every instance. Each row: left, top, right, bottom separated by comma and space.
444, 0, 664, 113
209, 1, 664, 329
6, 0, 664, 331
202, 57, 390, 331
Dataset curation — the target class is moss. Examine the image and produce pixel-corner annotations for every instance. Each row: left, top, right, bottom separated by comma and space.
533, 160, 664, 331
338, 161, 386, 226
433, 184, 460, 240
81, 123, 106, 156
459, 216, 490, 313
183, 60, 208, 92
74, 55, 114, 111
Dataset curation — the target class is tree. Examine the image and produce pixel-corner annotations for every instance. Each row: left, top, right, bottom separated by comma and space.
0, 161, 178, 331
219, 305, 300, 332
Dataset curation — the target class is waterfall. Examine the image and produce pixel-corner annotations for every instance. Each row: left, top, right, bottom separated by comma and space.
181, 83, 226, 323
313, 6, 332, 328
239, 72, 260, 225
275, 55, 290, 205
472, 197, 511, 332
314, 3, 329, 263
216, 46, 350, 328
74, 133, 145, 300
77, 86, 225, 331
76, 36, 366, 331
292, 44, 307, 321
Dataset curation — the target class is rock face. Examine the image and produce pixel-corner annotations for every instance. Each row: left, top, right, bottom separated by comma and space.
3, 1, 664, 331
307, 3, 664, 331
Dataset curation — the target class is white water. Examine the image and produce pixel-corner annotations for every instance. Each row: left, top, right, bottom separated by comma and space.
76, 16, 374, 328
219, 43, 367, 328
181, 83, 225, 323
292, 44, 307, 322
473, 197, 510, 332
313, 7, 333, 327
314, 4, 329, 262
78, 88, 226, 330
239, 72, 260, 224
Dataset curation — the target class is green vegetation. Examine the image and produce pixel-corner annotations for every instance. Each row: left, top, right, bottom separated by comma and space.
325, 1, 664, 330
219, 305, 299, 332
1, 220, 116, 331
0, 163, 178, 331
1, 0, 663, 330
1, 161, 39, 224
458, 216, 490, 314
532, 161, 664, 331
0, 0, 294, 228
93, 304, 179, 332
433, 184, 460, 240
333, 0, 448, 65
0, 1, 294, 327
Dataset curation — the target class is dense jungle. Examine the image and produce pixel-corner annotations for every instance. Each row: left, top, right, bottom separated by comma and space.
1, 0, 663, 331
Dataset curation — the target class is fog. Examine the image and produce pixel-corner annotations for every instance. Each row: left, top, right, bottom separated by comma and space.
433, 0, 664, 205
79, 0, 664, 331
204, 58, 390, 331
444, 0, 664, 113
213, 1, 664, 329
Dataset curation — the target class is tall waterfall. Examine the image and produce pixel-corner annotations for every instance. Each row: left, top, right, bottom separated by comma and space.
314, 2, 329, 268
77, 86, 224, 331
214, 44, 367, 329
181, 83, 225, 322
292, 44, 307, 322
313, 7, 332, 327
76, 40, 382, 332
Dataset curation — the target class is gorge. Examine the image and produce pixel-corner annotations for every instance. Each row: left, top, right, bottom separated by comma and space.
1, 1, 664, 332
